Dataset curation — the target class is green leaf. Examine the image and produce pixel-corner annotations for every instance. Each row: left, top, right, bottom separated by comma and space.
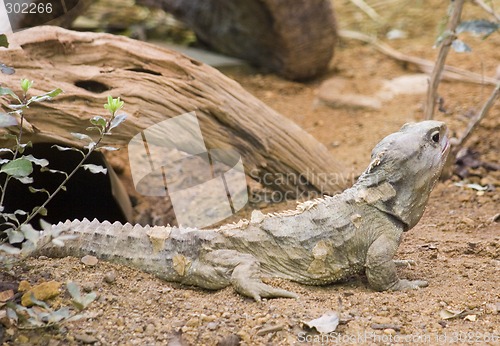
21, 224, 40, 244
6, 229, 24, 243
90, 116, 106, 128
40, 167, 68, 177
1, 213, 18, 223
109, 113, 127, 131
0, 34, 8, 48
457, 19, 500, 37
82, 164, 107, 174
28, 186, 50, 196
47, 307, 71, 323
22, 154, 49, 167
451, 39, 471, 53
0, 158, 33, 177
0, 113, 17, 128
13, 176, 34, 184
51, 144, 83, 155
66, 281, 81, 301
71, 132, 92, 141
32, 206, 48, 216
0, 87, 21, 103
29, 293, 50, 309
0, 244, 21, 255
0, 148, 14, 154
84, 141, 96, 151
26, 88, 63, 105
104, 96, 124, 114
81, 292, 97, 309
21, 79, 33, 93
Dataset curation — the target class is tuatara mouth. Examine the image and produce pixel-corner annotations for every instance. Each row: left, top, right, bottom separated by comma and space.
441, 137, 450, 156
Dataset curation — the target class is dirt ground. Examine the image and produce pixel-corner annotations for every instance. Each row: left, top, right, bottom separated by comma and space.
2, 1, 500, 345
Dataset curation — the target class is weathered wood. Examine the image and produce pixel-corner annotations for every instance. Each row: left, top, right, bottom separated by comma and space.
137, 0, 337, 80
0, 27, 348, 201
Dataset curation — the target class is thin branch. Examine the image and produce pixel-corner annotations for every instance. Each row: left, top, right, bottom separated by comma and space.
338, 30, 498, 85
452, 82, 500, 156
349, 0, 384, 23
425, 0, 466, 120
472, 0, 500, 22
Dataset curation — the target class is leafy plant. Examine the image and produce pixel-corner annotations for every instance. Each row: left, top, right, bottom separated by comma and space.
0, 79, 127, 266
0, 78, 126, 332
4, 281, 97, 329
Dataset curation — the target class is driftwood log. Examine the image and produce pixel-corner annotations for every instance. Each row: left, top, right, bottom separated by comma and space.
137, 0, 337, 80
0, 27, 348, 224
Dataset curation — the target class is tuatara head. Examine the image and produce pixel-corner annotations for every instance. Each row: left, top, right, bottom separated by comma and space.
355, 120, 450, 230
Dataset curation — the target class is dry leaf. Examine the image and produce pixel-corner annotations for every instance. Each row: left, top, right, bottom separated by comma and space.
439, 309, 465, 320
464, 315, 477, 322
302, 312, 339, 334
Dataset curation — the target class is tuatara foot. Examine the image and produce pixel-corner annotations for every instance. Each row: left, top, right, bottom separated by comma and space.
231, 261, 298, 301
390, 279, 428, 291
197, 249, 298, 301
393, 259, 416, 268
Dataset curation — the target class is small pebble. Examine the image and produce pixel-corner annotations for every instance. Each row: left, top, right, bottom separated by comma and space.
81, 255, 98, 267
145, 323, 155, 335
74, 334, 98, 344
207, 322, 218, 330
383, 328, 396, 335
103, 271, 116, 284
82, 282, 96, 293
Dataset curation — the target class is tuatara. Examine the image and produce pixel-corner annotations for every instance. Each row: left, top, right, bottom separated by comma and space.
35, 120, 450, 300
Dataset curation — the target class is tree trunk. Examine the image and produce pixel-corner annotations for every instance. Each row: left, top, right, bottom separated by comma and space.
137, 0, 337, 80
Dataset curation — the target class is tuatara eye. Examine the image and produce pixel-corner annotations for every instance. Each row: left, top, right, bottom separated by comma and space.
431, 131, 440, 143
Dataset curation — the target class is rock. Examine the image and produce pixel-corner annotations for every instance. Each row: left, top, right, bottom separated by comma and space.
74, 333, 98, 344
376, 74, 429, 100
185, 317, 199, 328
383, 328, 396, 335
21, 281, 61, 307
371, 316, 392, 325
317, 74, 429, 111
81, 255, 99, 267
103, 271, 117, 284
217, 334, 241, 346
16, 335, 29, 343
207, 322, 218, 330
145, 323, 155, 335
485, 303, 499, 314
82, 282, 97, 293
317, 78, 382, 110
18, 280, 31, 292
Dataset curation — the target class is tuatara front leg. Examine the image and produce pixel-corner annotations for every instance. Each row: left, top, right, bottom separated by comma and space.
365, 235, 428, 291
182, 250, 298, 301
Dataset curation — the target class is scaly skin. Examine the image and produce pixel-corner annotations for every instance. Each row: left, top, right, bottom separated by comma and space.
35, 121, 450, 301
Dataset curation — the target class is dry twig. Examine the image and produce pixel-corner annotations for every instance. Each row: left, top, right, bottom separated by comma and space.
424, 0, 465, 120
338, 30, 498, 85
472, 0, 500, 22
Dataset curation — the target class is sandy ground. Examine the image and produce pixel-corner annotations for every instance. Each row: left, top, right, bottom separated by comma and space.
1, 0, 499, 345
